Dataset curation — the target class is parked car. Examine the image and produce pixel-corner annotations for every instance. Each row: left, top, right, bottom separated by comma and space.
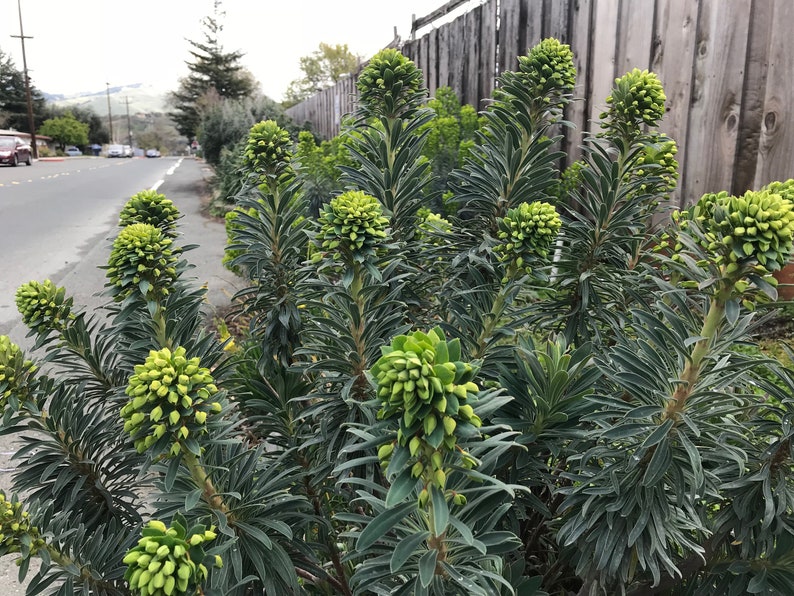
64, 146, 82, 156
108, 144, 124, 158
146, 148, 161, 158
123, 145, 133, 158
0, 136, 33, 166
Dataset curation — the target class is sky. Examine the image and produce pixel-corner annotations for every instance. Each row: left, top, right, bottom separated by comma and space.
0, 0, 461, 102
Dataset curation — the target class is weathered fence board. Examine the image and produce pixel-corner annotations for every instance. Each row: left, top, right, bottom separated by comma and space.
684, 0, 752, 201
753, 0, 794, 190
286, 0, 794, 205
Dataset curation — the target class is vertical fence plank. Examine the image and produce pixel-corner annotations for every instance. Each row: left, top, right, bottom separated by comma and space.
463, 7, 482, 107
732, 0, 771, 193
438, 21, 452, 88
524, 0, 544, 52
651, 0, 699, 207
753, 0, 794, 189
478, 0, 498, 107
617, 0, 655, 73
543, 0, 569, 41
499, 0, 523, 74
588, 0, 620, 129
565, 0, 593, 165
683, 0, 751, 203
448, 14, 468, 98
427, 29, 439, 97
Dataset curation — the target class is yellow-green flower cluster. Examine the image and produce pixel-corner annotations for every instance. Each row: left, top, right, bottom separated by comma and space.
120, 190, 181, 238
600, 68, 666, 138
705, 189, 794, 273
373, 328, 481, 496
357, 48, 426, 119
106, 224, 178, 302
121, 346, 221, 455
517, 37, 576, 110
494, 201, 561, 277
0, 336, 36, 409
0, 493, 43, 557
15, 279, 74, 335
417, 209, 452, 245
316, 191, 389, 262
628, 133, 679, 200
762, 179, 794, 202
243, 120, 293, 180
123, 518, 220, 596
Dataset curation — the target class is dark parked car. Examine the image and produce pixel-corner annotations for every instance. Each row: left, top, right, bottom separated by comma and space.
0, 136, 32, 166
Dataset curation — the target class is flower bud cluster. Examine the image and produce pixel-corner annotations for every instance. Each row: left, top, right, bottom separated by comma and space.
357, 48, 426, 119
494, 201, 561, 278
516, 37, 576, 110
15, 279, 74, 335
600, 68, 666, 140
417, 209, 452, 245
372, 328, 482, 494
120, 190, 181, 238
0, 335, 36, 409
316, 191, 389, 263
121, 347, 221, 455
107, 224, 179, 302
0, 493, 43, 557
629, 133, 679, 199
706, 190, 794, 273
243, 120, 293, 180
123, 518, 220, 596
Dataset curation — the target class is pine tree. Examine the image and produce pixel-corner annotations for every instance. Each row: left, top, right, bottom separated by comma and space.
167, 2, 256, 141
0, 47, 46, 132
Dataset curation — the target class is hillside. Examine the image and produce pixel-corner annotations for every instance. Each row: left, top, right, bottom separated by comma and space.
45, 83, 171, 116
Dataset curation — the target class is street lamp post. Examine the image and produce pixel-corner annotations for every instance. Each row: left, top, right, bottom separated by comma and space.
106, 83, 113, 144
11, 0, 38, 159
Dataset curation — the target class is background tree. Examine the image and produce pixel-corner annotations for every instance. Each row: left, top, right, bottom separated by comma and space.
282, 43, 361, 107
0, 47, 46, 132
168, 1, 257, 141
37, 112, 89, 150
44, 104, 108, 145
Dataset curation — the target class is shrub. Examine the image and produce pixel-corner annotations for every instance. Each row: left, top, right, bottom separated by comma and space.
2, 39, 794, 596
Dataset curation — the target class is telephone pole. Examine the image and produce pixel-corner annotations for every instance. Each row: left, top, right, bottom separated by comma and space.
11, 0, 38, 159
106, 83, 113, 143
125, 96, 133, 149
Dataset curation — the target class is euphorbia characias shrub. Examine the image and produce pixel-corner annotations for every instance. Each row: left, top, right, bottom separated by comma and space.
0, 38, 793, 596
119, 190, 181, 238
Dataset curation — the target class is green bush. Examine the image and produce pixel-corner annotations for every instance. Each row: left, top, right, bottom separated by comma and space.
2, 39, 794, 596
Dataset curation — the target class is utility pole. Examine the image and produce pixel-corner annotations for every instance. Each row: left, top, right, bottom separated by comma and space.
125, 96, 133, 149
11, 0, 38, 159
106, 83, 113, 143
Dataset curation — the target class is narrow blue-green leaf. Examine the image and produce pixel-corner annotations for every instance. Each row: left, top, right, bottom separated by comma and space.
725, 298, 739, 325
385, 467, 418, 507
418, 549, 438, 588
185, 489, 202, 512
389, 530, 430, 573
357, 502, 417, 550
430, 486, 449, 536
640, 418, 674, 449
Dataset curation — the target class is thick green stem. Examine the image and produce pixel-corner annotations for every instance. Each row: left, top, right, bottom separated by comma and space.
474, 277, 513, 359
664, 280, 732, 420
181, 448, 228, 514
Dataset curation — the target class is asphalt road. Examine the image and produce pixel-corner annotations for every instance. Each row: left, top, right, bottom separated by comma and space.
0, 155, 243, 593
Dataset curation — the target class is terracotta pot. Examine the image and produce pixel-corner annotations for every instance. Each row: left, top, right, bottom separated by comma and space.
773, 262, 794, 301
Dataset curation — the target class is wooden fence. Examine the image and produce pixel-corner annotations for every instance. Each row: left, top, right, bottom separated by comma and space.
285, 0, 794, 207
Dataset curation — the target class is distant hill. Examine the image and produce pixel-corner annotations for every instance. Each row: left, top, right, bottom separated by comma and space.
45, 83, 171, 115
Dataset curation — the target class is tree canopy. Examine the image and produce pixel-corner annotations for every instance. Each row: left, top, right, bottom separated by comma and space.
283, 43, 361, 106
0, 47, 46, 132
168, 3, 257, 141
38, 112, 89, 149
